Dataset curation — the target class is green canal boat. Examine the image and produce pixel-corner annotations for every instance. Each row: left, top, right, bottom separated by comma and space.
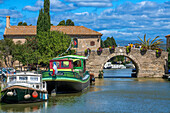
1, 72, 48, 104
42, 55, 90, 93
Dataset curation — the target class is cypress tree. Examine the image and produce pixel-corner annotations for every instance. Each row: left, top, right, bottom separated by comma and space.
44, 0, 51, 30
37, 8, 44, 34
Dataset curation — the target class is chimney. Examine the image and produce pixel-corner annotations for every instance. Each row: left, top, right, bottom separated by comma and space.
6, 16, 10, 28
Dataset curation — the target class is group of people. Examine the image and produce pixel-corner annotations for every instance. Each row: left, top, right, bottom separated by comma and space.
128, 43, 142, 48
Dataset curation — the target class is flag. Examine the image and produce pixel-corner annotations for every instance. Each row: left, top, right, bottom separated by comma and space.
74, 40, 77, 46
52, 62, 58, 76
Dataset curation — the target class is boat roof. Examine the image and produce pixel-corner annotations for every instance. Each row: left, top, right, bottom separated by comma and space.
8, 72, 41, 76
52, 55, 88, 60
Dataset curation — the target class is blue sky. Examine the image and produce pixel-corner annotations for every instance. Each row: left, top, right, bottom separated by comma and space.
0, 0, 170, 44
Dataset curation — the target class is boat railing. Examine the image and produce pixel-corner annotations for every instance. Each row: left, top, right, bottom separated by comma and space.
42, 70, 89, 80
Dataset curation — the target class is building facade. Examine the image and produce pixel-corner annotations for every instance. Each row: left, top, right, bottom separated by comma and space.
4, 16, 102, 52
165, 34, 170, 49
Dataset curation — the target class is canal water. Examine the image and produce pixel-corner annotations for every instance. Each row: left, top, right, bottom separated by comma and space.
0, 69, 170, 113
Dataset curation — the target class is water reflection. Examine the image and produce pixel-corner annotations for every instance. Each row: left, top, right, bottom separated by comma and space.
0, 69, 169, 113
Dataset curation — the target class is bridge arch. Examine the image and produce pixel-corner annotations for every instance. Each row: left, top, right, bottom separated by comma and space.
100, 53, 140, 76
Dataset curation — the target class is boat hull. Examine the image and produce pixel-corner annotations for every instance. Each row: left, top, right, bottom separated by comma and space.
47, 79, 90, 93
1, 86, 48, 104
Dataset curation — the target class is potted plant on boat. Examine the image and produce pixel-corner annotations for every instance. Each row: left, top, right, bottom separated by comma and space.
109, 45, 115, 53
140, 46, 147, 55
126, 46, 131, 54
156, 48, 162, 57
84, 48, 91, 56
97, 47, 103, 55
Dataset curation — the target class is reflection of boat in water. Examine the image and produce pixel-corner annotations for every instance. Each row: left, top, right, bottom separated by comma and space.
131, 69, 137, 78
1, 72, 48, 104
125, 63, 135, 68
104, 62, 112, 69
0, 101, 47, 112
42, 55, 90, 93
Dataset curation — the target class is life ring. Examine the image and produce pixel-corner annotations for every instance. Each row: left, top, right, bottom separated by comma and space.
32, 91, 38, 98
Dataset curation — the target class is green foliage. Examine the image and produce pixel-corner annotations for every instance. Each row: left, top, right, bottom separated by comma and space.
103, 36, 117, 48
0, 38, 15, 67
37, 31, 71, 66
18, 22, 27, 26
18, 22, 23, 26
126, 46, 131, 53
137, 34, 163, 50
101, 39, 105, 48
37, 9, 44, 34
66, 19, 74, 26
57, 19, 74, 26
58, 20, 65, 26
37, 0, 51, 34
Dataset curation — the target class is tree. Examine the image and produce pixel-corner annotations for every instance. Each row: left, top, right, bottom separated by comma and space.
0, 38, 15, 67
101, 39, 105, 48
57, 19, 75, 26
37, 9, 44, 34
22, 22, 27, 26
103, 36, 117, 48
44, 0, 51, 31
37, 31, 71, 68
66, 19, 74, 26
58, 20, 65, 26
18, 22, 23, 26
18, 22, 27, 26
137, 34, 163, 49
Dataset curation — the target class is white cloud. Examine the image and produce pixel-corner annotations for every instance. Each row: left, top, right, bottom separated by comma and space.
65, 0, 114, 7
0, 9, 22, 18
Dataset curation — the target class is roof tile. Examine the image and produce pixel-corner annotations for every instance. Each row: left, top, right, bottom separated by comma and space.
4, 26, 102, 36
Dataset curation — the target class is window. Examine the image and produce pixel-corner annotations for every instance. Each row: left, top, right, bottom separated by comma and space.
73, 38, 78, 48
36, 85, 39, 89
61, 61, 69, 68
19, 76, 27, 80
9, 76, 16, 82
30, 77, 38, 81
90, 41, 95, 46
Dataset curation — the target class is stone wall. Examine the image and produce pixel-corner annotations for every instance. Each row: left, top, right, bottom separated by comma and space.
79, 47, 168, 78
71, 35, 101, 52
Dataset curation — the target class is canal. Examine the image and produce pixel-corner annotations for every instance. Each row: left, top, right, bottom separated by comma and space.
0, 69, 169, 113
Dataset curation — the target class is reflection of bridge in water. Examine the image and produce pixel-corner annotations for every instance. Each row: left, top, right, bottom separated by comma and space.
78, 47, 168, 78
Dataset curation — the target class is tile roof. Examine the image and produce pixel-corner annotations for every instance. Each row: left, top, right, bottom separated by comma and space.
4, 26, 102, 36
165, 34, 170, 38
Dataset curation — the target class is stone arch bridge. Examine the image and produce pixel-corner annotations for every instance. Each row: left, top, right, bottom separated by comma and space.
78, 47, 168, 78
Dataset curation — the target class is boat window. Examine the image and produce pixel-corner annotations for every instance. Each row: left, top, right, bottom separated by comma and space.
19, 76, 27, 80
30, 77, 38, 81
73, 60, 81, 67
61, 61, 69, 68
36, 85, 39, 89
9, 76, 16, 82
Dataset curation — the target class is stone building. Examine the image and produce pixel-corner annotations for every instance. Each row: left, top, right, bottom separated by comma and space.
165, 34, 170, 49
4, 16, 102, 52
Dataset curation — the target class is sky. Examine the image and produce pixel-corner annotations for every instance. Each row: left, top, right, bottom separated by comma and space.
0, 0, 170, 45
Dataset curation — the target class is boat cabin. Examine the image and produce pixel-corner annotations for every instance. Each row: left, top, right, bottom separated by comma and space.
50, 55, 87, 74
6, 72, 47, 91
